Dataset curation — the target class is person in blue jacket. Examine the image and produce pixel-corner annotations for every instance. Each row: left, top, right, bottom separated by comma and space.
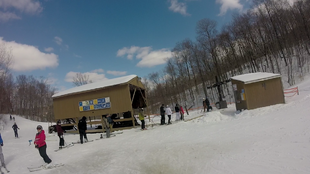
0, 134, 9, 173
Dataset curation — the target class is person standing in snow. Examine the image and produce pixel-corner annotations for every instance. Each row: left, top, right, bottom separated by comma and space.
175, 104, 181, 121
180, 105, 185, 120
205, 97, 211, 112
0, 134, 9, 173
160, 104, 166, 125
203, 98, 207, 112
12, 122, 19, 138
34, 125, 52, 165
138, 108, 146, 130
165, 105, 172, 124
78, 116, 88, 144
9, 115, 12, 121
56, 120, 64, 149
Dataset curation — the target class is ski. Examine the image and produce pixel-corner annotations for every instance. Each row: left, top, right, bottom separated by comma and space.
54, 143, 74, 152
72, 139, 94, 144
28, 163, 64, 172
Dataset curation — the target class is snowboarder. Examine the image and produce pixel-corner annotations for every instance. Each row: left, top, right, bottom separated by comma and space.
0, 134, 9, 173
78, 116, 88, 144
160, 104, 166, 125
12, 122, 19, 138
34, 125, 52, 166
138, 108, 146, 130
165, 105, 172, 124
56, 120, 64, 149
175, 104, 181, 121
180, 105, 185, 120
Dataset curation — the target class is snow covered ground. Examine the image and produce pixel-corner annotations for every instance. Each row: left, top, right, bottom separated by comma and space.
1, 77, 310, 174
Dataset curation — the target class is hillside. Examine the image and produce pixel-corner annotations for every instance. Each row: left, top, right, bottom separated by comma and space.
1, 76, 310, 174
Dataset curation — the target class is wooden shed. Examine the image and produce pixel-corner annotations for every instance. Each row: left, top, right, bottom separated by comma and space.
231, 72, 285, 111
52, 75, 147, 133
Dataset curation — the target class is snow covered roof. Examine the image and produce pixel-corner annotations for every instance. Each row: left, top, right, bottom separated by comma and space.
52, 75, 138, 98
231, 72, 281, 84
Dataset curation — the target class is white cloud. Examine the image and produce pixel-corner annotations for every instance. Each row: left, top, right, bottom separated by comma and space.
0, 37, 59, 71
44, 47, 54, 52
117, 46, 172, 68
168, 0, 190, 16
216, 0, 243, 16
107, 71, 127, 76
0, 0, 43, 14
65, 70, 107, 83
0, 0, 43, 22
0, 11, 20, 22
54, 37, 62, 45
91, 69, 104, 73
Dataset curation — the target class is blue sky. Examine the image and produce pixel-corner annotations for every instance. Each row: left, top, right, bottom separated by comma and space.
0, 0, 251, 92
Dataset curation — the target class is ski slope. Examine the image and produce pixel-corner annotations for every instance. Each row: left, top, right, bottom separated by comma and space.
1, 76, 310, 174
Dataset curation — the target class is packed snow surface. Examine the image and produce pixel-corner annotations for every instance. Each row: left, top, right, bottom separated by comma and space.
1, 76, 310, 174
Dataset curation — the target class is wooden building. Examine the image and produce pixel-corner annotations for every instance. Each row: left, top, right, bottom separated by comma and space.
231, 72, 285, 111
52, 75, 147, 133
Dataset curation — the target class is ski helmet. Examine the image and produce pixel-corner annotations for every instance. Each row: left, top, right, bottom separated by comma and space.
37, 125, 43, 130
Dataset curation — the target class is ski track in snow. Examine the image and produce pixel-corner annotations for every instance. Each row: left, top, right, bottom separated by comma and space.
1, 79, 310, 173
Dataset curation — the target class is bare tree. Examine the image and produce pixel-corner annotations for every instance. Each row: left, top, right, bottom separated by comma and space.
72, 72, 93, 86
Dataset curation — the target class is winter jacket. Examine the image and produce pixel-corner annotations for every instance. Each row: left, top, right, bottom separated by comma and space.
205, 98, 210, 106
165, 107, 173, 115
56, 124, 64, 136
12, 124, 19, 130
78, 118, 87, 131
34, 130, 46, 148
180, 106, 184, 115
138, 112, 144, 121
175, 106, 180, 112
160, 106, 165, 115
107, 116, 113, 124
0, 134, 3, 145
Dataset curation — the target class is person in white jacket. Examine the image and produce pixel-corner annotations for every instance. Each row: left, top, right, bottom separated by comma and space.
165, 105, 173, 124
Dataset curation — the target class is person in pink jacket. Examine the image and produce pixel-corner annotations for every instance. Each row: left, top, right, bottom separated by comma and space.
180, 106, 185, 120
34, 125, 52, 165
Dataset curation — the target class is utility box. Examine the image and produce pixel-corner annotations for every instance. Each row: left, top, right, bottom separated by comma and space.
231, 72, 285, 111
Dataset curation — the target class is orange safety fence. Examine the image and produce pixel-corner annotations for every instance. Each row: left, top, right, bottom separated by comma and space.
284, 86, 299, 97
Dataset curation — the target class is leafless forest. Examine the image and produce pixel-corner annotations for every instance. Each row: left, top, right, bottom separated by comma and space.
143, 0, 310, 114
0, 0, 309, 119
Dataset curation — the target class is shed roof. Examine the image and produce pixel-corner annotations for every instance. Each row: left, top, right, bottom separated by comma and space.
231, 72, 281, 84
52, 75, 138, 98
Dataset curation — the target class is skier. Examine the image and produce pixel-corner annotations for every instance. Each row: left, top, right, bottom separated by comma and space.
78, 116, 88, 144
175, 104, 181, 121
0, 134, 9, 174
34, 125, 52, 166
165, 105, 172, 124
203, 98, 207, 112
205, 97, 211, 112
12, 122, 19, 138
138, 108, 146, 130
55, 120, 64, 149
180, 105, 185, 120
9, 115, 12, 121
160, 104, 166, 125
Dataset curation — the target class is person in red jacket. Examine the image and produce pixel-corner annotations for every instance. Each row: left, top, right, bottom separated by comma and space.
34, 125, 52, 165
180, 105, 185, 120
56, 120, 64, 149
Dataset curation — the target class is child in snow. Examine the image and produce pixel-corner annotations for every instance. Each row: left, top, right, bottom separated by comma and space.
138, 108, 146, 130
56, 120, 64, 149
34, 125, 52, 166
12, 122, 19, 138
0, 134, 9, 174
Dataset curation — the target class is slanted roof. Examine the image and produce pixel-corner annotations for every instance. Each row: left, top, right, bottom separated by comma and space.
231, 72, 281, 84
53, 75, 138, 98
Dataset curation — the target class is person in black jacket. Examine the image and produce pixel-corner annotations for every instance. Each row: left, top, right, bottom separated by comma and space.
175, 104, 180, 121
78, 116, 88, 144
12, 123, 19, 138
56, 120, 65, 149
205, 97, 211, 112
160, 104, 166, 125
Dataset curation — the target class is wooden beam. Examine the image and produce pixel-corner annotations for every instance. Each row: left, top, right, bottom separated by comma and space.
131, 88, 137, 104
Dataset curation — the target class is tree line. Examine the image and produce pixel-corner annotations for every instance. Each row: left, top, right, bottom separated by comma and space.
0, 44, 55, 122
143, 0, 310, 114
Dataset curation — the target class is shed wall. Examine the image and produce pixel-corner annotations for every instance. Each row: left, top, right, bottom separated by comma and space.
232, 80, 247, 111
245, 77, 285, 109
53, 84, 132, 120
